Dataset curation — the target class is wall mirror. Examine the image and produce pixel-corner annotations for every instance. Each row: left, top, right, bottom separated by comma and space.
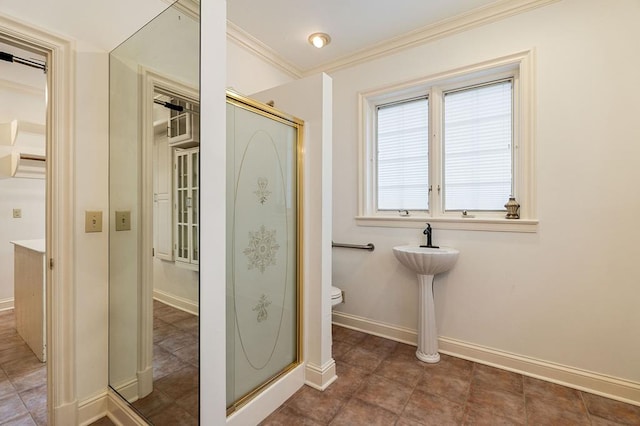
109, 0, 200, 422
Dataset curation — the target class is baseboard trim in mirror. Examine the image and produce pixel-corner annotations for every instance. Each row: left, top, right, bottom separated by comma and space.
153, 289, 199, 316
106, 389, 148, 426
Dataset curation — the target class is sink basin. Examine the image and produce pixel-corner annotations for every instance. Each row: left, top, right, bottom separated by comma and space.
393, 245, 459, 276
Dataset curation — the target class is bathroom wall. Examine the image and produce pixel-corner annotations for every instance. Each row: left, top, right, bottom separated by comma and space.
330, 0, 640, 394
227, 37, 296, 96
73, 42, 110, 401
0, 50, 46, 309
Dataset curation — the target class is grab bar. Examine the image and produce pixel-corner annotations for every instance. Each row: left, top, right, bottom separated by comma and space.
331, 241, 375, 252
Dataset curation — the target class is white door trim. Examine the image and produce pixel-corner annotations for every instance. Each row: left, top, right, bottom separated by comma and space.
0, 14, 77, 425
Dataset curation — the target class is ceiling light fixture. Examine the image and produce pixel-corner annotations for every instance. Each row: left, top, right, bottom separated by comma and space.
308, 32, 331, 49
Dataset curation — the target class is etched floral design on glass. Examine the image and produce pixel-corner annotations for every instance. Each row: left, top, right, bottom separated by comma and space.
252, 294, 272, 323
253, 177, 271, 205
243, 225, 280, 273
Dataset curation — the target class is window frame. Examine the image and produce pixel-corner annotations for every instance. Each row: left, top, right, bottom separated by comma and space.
358, 50, 538, 232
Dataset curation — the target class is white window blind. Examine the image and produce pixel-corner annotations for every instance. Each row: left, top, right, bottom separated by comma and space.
376, 97, 429, 211
443, 80, 512, 211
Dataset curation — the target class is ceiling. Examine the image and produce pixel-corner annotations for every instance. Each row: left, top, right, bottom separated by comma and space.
226, 0, 527, 74
1, 0, 548, 73
0, 0, 170, 51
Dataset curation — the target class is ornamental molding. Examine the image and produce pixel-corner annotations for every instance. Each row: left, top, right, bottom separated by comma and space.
227, 0, 559, 77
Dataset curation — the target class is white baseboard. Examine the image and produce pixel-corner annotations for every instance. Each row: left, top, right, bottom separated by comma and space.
0, 297, 14, 311
107, 389, 148, 426
78, 391, 109, 426
332, 311, 417, 344
53, 399, 78, 426
305, 360, 338, 391
137, 366, 153, 399
110, 377, 139, 403
227, 364, 305, 426
153, 289, 199, 316
332, 311, 640, 406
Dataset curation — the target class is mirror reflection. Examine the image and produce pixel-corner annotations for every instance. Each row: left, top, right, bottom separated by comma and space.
108, 0, 200, 423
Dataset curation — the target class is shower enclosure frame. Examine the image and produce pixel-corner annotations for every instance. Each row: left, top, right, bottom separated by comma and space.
225, 90, 304, 415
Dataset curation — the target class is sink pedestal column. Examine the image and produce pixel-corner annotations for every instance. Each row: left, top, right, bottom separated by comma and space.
416, 274, 440, 363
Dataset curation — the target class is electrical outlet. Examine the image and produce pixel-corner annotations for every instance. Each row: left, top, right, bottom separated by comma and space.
85, 211, 102, 233
12, 208, 22, 218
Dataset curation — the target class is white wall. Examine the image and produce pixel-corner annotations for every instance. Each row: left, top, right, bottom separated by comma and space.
331, 0, 640, 390
74, 41, 110, 401
227, 38, 295, 95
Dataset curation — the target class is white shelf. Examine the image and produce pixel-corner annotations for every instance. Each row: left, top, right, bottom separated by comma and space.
0, 152, 46, 179
0, 119, 45, 148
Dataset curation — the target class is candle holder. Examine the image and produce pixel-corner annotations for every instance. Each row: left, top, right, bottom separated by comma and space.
504, 196, 520, 219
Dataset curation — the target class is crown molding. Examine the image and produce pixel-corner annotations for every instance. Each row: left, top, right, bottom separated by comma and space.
160, 0, 200, 21
226, 21, 302, 79
227, 0, 558, 78
306, 0, 559, 75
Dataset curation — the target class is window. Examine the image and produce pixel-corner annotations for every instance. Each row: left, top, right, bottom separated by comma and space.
443, 79, 513, 211
359, 52, 536, 232
174, 147, 199, 269
377, 97, 429, 211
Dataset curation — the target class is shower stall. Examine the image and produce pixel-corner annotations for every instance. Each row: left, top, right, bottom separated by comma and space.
225, 91, 303, 414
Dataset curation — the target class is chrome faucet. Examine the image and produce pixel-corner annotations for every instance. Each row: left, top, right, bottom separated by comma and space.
421, 223, 439, 249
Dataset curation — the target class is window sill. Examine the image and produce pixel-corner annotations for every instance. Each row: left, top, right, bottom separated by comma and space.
355, 215, 538, 233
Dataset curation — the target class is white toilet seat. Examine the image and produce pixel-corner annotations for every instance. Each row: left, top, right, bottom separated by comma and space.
331, 286, 343, 306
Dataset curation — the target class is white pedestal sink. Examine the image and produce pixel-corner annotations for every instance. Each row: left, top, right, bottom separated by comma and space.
393, 245, 459, 363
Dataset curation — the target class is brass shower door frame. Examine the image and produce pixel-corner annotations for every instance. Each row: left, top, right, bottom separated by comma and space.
225, 90, 304, 415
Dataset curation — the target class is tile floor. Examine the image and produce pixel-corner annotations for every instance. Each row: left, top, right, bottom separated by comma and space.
128, 300, 199, 425
0, 309, 47, 426
261, 325, 640, 425
5, 308, 640, 426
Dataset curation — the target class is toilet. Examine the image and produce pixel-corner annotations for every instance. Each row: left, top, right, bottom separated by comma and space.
331, 286, 343, 307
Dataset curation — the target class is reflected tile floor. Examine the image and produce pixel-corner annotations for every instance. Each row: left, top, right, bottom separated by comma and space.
129, 300, 199, 426
0, 309, 47, 426
261, 325, 640, 425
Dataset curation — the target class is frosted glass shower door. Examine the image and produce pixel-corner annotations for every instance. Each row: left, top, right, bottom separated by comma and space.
226, 93, 302, 412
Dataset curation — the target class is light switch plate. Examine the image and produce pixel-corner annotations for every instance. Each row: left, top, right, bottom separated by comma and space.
115, 210, 131, 231
12, 208, 22, 218
85, 211, 102, 233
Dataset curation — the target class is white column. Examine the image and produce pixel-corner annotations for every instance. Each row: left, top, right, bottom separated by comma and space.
416, 274, 440, 363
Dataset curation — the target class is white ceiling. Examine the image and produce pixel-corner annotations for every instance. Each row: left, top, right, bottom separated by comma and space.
226, 0, 504, 73
2, 0, 545, 73
0, 0, 170, 51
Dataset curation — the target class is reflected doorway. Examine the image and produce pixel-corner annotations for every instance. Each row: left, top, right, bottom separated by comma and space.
130, 88, 200, 421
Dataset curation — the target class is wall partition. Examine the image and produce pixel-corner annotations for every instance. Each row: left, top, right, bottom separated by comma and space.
226, 92, 302, 414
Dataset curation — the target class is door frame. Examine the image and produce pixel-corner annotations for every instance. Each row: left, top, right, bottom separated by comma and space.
0, 14, 76, 425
